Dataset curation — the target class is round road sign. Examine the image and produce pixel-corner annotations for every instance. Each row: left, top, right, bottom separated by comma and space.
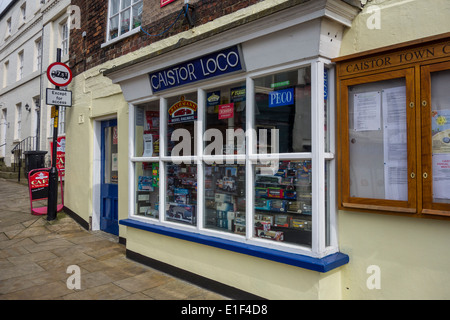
47, 62, 73, 87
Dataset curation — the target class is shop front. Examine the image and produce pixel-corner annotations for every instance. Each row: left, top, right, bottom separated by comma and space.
100, 1, 359, 299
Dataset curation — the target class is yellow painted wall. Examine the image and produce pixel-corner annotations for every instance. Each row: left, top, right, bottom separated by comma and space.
337, 0, 450, 299
126, 227, 343, 300
340, 0, 450, 56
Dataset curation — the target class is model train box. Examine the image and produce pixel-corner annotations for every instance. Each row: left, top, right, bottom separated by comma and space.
256, 229, 284, 241
216, 202, 234, 212
274, 214, 290, 227
270, 199, 286, 212
174, 188, 190, 204
255, 187, 268, 198
267, 187, 284, 199
255, 198, 271, 211
291, 218, 311, 231
215, 193, 232, 203
167, 204, 196, 224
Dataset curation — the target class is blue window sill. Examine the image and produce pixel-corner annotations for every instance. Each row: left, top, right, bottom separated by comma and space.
119, 219, 349, 273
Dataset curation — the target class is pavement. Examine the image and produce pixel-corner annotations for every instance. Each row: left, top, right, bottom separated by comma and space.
0, 177, 228, 300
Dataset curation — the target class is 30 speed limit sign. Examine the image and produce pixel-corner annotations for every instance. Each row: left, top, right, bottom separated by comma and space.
47, 62, 73, 87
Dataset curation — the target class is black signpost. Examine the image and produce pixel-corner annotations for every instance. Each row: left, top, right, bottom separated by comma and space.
47, 49, 72, 221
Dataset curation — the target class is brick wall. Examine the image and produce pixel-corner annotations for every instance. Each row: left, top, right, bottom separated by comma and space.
69, 0, 263, 77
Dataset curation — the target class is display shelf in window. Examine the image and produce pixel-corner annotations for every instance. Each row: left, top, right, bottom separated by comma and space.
135, 162, 159, 218
254, 160, 312, 246
203, 163, 245, 234
166, 163, 197, 225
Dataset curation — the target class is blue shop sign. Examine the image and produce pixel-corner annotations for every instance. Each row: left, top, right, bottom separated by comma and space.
269, 88, 294, 108
149, 46, 245, 93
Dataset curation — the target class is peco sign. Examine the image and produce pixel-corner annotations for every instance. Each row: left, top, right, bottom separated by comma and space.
149, 46, 245, 93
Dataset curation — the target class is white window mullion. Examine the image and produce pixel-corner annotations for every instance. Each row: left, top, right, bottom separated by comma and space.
245, 76, 255, 240
196, 89, 206, 231
159, 97, 167, 223
129, 103, 136, 218
311, 60, 326, 256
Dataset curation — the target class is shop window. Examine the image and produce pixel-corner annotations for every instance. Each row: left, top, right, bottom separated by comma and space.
130, 61, 334, 257
254, 67, 311, 153
204, 82, 246, 156
204, 163, 245, 234
166, 162, 197, 226
254, 160, 312, 247
166, 93, 197, 158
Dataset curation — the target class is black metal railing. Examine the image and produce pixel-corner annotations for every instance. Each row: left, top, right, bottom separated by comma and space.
11, 136, 37, 182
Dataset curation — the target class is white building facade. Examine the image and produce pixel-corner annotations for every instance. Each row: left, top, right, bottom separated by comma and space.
0, 0, 71, 167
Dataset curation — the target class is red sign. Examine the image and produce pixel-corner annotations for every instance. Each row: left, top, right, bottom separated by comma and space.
50, 136, 66, 177
218, 103, 234, 120
29, 170, 49, 201
161, 0, 176, 7
47, 62, 73, 87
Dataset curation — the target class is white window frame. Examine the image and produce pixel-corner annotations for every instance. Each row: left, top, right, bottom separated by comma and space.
17, 51, 24, 81
2, 61, 9, 88
128, 58, 337, 259
35, 38, 42, 72
6, 17, 12, 36
60, 20, 70, 57
20, 3, 27, 23
105, 0, 143, 45
15, 103, 22, 141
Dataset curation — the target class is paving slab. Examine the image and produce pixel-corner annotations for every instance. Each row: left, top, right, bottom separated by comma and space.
0, 178, 228, 300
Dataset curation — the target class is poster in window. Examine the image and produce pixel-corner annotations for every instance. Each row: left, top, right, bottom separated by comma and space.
432, 110, 450, 154
168, 96, 197, 124
382, 87, 407, 201
353, 91, 381, 131
432, 153, 450, 200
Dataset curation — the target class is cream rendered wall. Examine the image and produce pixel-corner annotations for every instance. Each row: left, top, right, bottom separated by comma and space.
338, 0, 450, 299
340, 0, 450, 55
65, 67, 129, 235
126, 228, 343, 300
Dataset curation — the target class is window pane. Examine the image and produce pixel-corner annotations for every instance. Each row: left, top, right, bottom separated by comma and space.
132, 2, 143, 29
348, 78, 407, 200
254, 160, 312, 247
135, 162, 159, 218
204, 163, 245, 234
109, 15, 119, 40
122, 0, 132, 9
254, 67, 311, 154
110, 0, 120, 15
166, 163, 197, 226
135, 102, 160, 158
104, 126, 118, 184
204, 82, 246, 156
120, 9, 131, 35
431, 69, 450, 203
167, 93, 197, 157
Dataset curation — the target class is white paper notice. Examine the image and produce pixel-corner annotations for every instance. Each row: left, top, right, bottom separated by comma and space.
433, 153, 450, 200
143, 134, 153, 157
382, 87, 408, 201
354, 91, 381, 131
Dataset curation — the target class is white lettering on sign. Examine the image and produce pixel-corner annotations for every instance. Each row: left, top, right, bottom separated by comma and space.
149, 46, 244, 92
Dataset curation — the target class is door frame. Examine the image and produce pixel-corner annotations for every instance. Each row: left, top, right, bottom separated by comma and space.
92, 115, 117, 231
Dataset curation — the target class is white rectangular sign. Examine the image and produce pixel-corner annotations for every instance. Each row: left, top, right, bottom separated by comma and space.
46, 88, 72, 107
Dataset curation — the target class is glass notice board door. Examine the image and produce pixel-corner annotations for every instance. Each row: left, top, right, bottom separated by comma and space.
422, 61, 450, 215
341, 68, 416, 211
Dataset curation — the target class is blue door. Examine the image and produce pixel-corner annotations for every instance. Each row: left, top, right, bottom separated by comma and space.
100, 119, 119, 235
